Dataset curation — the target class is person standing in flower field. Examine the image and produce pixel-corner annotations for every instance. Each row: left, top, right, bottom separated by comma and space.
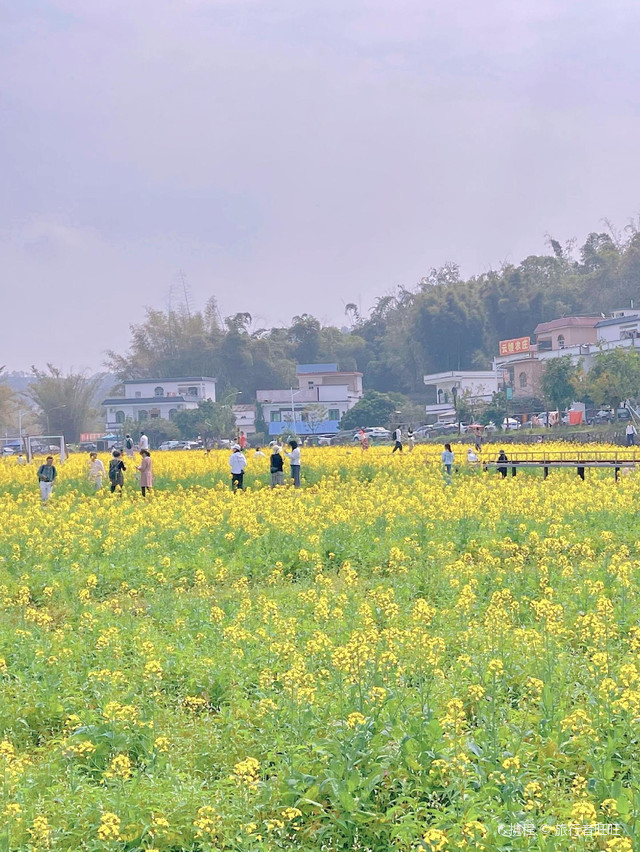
139, 430, 149, 451
270, 444, 284, 488
392, 426, 403, 453
626, 422, 637, 446
136, 450, 153, 497
441, 443, 454, 483
108, 449, 126, 494
497, 448, 509, 478
407, 427, 415, 452
229, 443, 247, 491
285, 439, 301, 487
37, 455, 57, 501
88, 452, 105, 490
239, 431, 247, 450
124, 433, 135, 458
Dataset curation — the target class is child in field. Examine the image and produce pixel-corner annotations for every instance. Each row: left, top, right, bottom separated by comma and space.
441, 443, 454, 483
88, 452, 105, 490
108, 450, 126, 494
136, 450, 153, 497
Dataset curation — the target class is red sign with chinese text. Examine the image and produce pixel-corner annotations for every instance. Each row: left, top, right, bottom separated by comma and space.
499, 337, 531, 356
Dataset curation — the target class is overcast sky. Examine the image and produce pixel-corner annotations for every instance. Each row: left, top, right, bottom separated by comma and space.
2, 0, 640, 372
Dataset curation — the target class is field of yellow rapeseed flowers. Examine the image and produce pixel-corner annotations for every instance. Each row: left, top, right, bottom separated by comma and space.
1, 443, 640, 851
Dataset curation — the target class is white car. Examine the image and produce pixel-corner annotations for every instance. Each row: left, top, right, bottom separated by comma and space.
158, 441, 182, 451
1, 446, 14, 456
502, 417, 521, 430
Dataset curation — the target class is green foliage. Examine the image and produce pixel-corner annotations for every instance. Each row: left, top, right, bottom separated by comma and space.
27, 364, 100, 441
0, 371, 17, 435
540, 356, 579, 412
173, 399, 236, 440
482, 391, 507, 425
107, 225, 640, 398
339, 392, 397, 430
585, 347, 640, 412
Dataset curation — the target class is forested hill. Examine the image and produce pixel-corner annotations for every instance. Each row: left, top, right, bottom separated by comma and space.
108, 227, 640, 397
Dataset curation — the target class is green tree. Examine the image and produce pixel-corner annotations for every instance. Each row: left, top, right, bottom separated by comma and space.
0, 369, 17, 436
540, 356, 579, 414
339, 392, 397, 431
585, 348, 640, 415
173, 400, 236, 442
482, 392, 507, 426
27, 365, 100, 441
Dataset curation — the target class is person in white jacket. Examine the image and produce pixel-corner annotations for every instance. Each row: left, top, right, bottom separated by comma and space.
229, 444, 247, 491
285, 439, 301, 488
88, 452, 106, 490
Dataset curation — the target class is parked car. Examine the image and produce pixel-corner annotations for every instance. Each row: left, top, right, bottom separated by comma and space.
413, 425, 433, 438
78, 441, 97, 452
1, 446, 14, 456
352, 427, 392, 441
501, 417, 521, 430
158, 441, 182, 451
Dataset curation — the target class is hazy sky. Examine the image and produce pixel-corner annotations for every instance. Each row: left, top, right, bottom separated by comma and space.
2, 0, 640, 372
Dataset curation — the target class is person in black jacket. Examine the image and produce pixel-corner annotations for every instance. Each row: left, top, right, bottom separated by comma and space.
108, 449, 126, 494
497, 449, 509, 478
270, 445, 284, 488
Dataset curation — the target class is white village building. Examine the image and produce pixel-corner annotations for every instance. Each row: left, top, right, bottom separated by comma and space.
257, 364, 363, 437
102, 377, 217, 431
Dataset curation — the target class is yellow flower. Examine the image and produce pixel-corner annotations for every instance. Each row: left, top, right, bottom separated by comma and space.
422, 827, 448, 850
231, 757, 260, 789
97, 812, 121, 842
346, 712, 367, 728
193, 805, 220, 839
104, 753, 132, 781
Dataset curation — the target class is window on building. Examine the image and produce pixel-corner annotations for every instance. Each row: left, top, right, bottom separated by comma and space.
328, 409, 339, 421
115, 410, 125, 424
149, 409, 160, 419
270, 411, 281, 422
135, 391, 141, 398
444, 392, 449, 404
508, 368, 515, 384
557, 334, 565, 349
519, 372, 528, 388
154, 386, 164, 397
437, 389, 443, 403
538, 338, 552, 351
168, 408, 177, 421
188, 386, 198, 396
308, 381, 314, 389
138, 410, 148, 422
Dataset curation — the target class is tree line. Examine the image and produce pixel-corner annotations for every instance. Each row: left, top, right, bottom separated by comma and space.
3, 221, 640, 440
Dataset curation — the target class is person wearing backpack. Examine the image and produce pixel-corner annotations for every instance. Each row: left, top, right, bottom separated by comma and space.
392, 426, 403, 453
108, 449, 126, 494
124, 434, 134, 458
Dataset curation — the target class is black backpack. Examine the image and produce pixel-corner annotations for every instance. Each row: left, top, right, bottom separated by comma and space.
125, 437, 133, 449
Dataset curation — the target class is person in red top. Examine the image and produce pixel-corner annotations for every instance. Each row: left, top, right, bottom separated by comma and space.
239, 431, 247, 450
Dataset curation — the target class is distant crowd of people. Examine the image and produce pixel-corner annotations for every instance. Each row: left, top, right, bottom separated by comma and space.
28, 426, 525, 503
